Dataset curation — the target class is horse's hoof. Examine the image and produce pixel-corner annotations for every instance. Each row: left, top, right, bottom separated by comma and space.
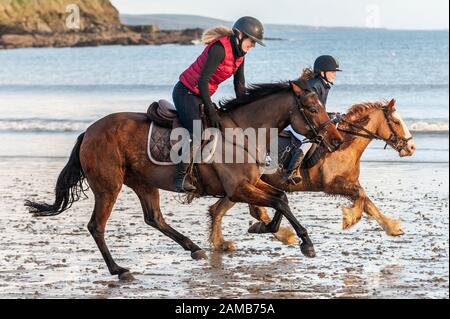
274, 227, 299, 245
191, 250, 208, 260
248, 222, 266, 234
300, 243, 316, 258
385, 219, 404, 237
118, 271, 135, 282
222, 241, 237, 252
394, 228, 405, 236
388, 227, 405, 237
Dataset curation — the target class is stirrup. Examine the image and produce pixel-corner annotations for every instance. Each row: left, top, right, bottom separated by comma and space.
287, 174, 302, 186
282, 169, 302, 186
179, 175, 196, 193
175, 165, 197, 193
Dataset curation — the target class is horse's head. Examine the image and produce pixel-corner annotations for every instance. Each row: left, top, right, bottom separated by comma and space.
289, 79, 344, 152
376, 99, 416, 157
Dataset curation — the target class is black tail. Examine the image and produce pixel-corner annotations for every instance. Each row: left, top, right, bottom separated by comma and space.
25, 133, 88, 217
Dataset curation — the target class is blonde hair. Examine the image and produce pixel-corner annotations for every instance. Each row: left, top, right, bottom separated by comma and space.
202, 26, 234, 45
300, 67, 316, 81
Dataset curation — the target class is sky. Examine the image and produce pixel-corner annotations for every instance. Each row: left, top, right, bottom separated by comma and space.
110, 0, 449, 30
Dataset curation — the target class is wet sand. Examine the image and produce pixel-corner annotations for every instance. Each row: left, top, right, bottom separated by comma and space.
0, 158, 448, 299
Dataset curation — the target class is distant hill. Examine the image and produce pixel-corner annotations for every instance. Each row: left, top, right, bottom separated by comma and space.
120, 14, 371, 32
121, 14, 230, 30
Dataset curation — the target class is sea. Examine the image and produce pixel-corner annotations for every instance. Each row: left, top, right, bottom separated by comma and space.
0, 29, 448, 163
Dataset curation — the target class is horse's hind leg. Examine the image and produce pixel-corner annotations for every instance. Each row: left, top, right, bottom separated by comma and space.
136, 187, 208, 260
364, 197, 404, 236
88, 190, 133, 281
208, 198, 237, 252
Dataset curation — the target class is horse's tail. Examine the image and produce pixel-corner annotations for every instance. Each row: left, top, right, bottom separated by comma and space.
25, 133, 88, 217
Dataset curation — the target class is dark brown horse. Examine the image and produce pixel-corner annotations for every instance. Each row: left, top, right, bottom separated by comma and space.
208, 99, 416, 252
25, 79, 344, 280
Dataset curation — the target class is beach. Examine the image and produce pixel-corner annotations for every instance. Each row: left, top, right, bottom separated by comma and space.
0, 158, 447, 298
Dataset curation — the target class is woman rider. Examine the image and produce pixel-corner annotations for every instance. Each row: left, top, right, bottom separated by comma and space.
172, 16, 265, 192
282, 55, 342, 185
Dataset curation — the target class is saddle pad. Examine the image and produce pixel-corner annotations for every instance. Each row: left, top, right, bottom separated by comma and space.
147, 122, 175, 166
147, 122, 220, 166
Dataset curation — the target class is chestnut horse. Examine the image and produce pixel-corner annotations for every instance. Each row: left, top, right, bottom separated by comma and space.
25, 79, 344, 280
208, 99, 416, 252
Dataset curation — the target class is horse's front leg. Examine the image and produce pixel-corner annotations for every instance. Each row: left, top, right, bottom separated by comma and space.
364, 197, 404, 236
326, 177, 366, 229
231, 181, 316, 258
248, 205, 299, 245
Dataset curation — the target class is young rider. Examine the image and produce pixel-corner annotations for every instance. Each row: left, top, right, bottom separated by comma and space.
282, 55, 342, 184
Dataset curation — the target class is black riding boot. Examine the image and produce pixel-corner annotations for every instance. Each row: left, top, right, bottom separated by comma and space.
175, 136, 197, 193
282, 148, 305, 185
175, 162, 197, 193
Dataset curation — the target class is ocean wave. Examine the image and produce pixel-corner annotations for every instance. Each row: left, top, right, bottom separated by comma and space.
406, 121, 449, 133
0, 119, 92, 133
0, 84, 175, 94
0, 118, 448, 134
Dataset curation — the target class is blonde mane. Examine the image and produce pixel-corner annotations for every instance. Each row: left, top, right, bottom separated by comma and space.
344, 101, 386, 122
337, 101, 388, 149
202, 26, 234, 45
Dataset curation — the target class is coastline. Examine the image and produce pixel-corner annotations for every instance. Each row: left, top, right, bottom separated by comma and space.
0, 28, 203, 50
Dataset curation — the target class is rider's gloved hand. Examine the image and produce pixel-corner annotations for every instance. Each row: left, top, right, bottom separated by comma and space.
335, 113, 344, 124
205, 103, 222, 130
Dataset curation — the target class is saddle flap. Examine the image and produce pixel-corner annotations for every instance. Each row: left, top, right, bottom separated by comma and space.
148, 120, 187, 165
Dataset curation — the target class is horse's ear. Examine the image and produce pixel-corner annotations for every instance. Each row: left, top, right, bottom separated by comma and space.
387, 99, 396, 112
291, 79, 311, 96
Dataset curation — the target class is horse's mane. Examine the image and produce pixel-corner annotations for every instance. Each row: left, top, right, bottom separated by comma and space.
344, 101, 386, 123
338, 101, 387, 149
220, 82, 292, 112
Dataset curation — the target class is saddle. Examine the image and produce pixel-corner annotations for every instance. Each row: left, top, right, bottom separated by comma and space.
147, 99, 181, 129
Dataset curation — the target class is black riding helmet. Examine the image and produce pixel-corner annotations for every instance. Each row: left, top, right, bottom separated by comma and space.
233, 16, 265, 47
314, 55, 342, 73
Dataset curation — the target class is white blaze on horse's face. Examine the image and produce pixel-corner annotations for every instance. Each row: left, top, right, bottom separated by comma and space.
392, 110, 416, 157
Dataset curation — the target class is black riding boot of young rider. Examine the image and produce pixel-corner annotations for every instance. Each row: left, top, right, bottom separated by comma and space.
282, 148, 305, 185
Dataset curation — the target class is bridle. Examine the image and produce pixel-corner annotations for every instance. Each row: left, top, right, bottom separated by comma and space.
290, 82, 337, 152
336, 106, 413, 153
